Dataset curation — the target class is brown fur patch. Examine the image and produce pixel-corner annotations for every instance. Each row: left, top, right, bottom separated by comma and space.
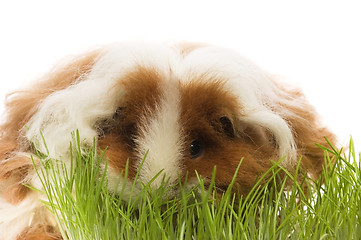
0, 156, 35, 204
98, 66, 165, 178
179, 79, 277, 195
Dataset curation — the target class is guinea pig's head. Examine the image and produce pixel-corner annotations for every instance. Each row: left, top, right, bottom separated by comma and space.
21, 42, 335, 197
96, 68, 276, 196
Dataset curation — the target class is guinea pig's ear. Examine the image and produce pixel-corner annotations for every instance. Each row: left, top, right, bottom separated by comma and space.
234, 119, 275, 149
219, 116, 235, 138
274, 82, 336, 179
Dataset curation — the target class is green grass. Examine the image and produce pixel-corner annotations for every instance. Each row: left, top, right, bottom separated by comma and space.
32, 132, 361, 240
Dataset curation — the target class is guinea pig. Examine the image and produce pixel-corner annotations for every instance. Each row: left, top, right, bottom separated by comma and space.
0, 41, 335, 239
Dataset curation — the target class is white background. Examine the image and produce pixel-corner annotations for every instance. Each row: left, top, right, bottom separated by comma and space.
0, 0, 360, 151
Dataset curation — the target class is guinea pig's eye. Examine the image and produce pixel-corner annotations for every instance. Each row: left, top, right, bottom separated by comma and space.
190, 140, 203, 159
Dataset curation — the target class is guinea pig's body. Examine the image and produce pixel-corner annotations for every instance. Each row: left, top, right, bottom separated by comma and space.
0, 42, 334, 239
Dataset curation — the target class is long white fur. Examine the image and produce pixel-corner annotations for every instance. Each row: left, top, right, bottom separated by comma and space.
135, 78, 184, 187
1, 41, 300, 239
